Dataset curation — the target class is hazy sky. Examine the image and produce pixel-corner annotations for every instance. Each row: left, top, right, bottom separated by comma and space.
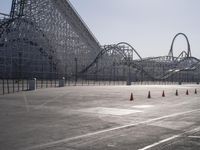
1, 0, 200, 58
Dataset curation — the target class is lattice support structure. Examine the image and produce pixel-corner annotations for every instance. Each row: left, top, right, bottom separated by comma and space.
0, 1, 200, 83
0, 0, 101, 79
10, 0, 26, 18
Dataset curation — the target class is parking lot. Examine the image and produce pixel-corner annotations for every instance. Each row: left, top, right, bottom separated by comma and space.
0, 84, 200, 150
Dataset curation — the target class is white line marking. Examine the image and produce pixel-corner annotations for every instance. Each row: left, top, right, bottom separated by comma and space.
188, 136, 200, 139
26, 109, 200, 150
138, 127, 200, 150
34, 93, 67, 109
132, 105, 154, 109
22, 92, 30, 112
138, 135, 180, 150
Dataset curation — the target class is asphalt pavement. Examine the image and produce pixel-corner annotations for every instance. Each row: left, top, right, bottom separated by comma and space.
0, 84, 200, 150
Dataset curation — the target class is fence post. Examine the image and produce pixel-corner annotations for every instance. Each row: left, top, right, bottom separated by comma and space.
17, 79, 20, 92
7, 79, 10, 94
13, 79, 15, 93
74, 57, 78, 86
2, 79, 4, 95
22, 79, 24, 91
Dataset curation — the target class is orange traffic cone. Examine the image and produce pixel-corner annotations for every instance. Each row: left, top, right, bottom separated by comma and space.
186, 90, 189, 95
195, 89, 197, 94
162, 90, 165, 97
130, 93, 134, 101
175, 90, 178, 96
148, 91, 151, 99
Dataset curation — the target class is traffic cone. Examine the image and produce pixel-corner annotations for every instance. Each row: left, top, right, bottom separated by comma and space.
195, 89, 197, 94
186, 90, 189, 95
162, 90, 165, 97
148, 91, 151, 99
130, 93, 134, 101
175, 90, 178, 96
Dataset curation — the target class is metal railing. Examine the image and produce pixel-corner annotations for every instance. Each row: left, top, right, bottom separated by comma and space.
0, 77, 199, 95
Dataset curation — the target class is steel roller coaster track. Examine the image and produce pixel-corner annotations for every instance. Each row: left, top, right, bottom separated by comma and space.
79, 33, 200, 81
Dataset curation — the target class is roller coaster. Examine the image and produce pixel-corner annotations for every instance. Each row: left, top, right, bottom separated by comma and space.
0, 0, 200, 84
79, 32, 200, 83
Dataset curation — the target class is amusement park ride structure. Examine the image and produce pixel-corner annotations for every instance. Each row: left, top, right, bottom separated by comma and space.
0, 0, 200, 83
